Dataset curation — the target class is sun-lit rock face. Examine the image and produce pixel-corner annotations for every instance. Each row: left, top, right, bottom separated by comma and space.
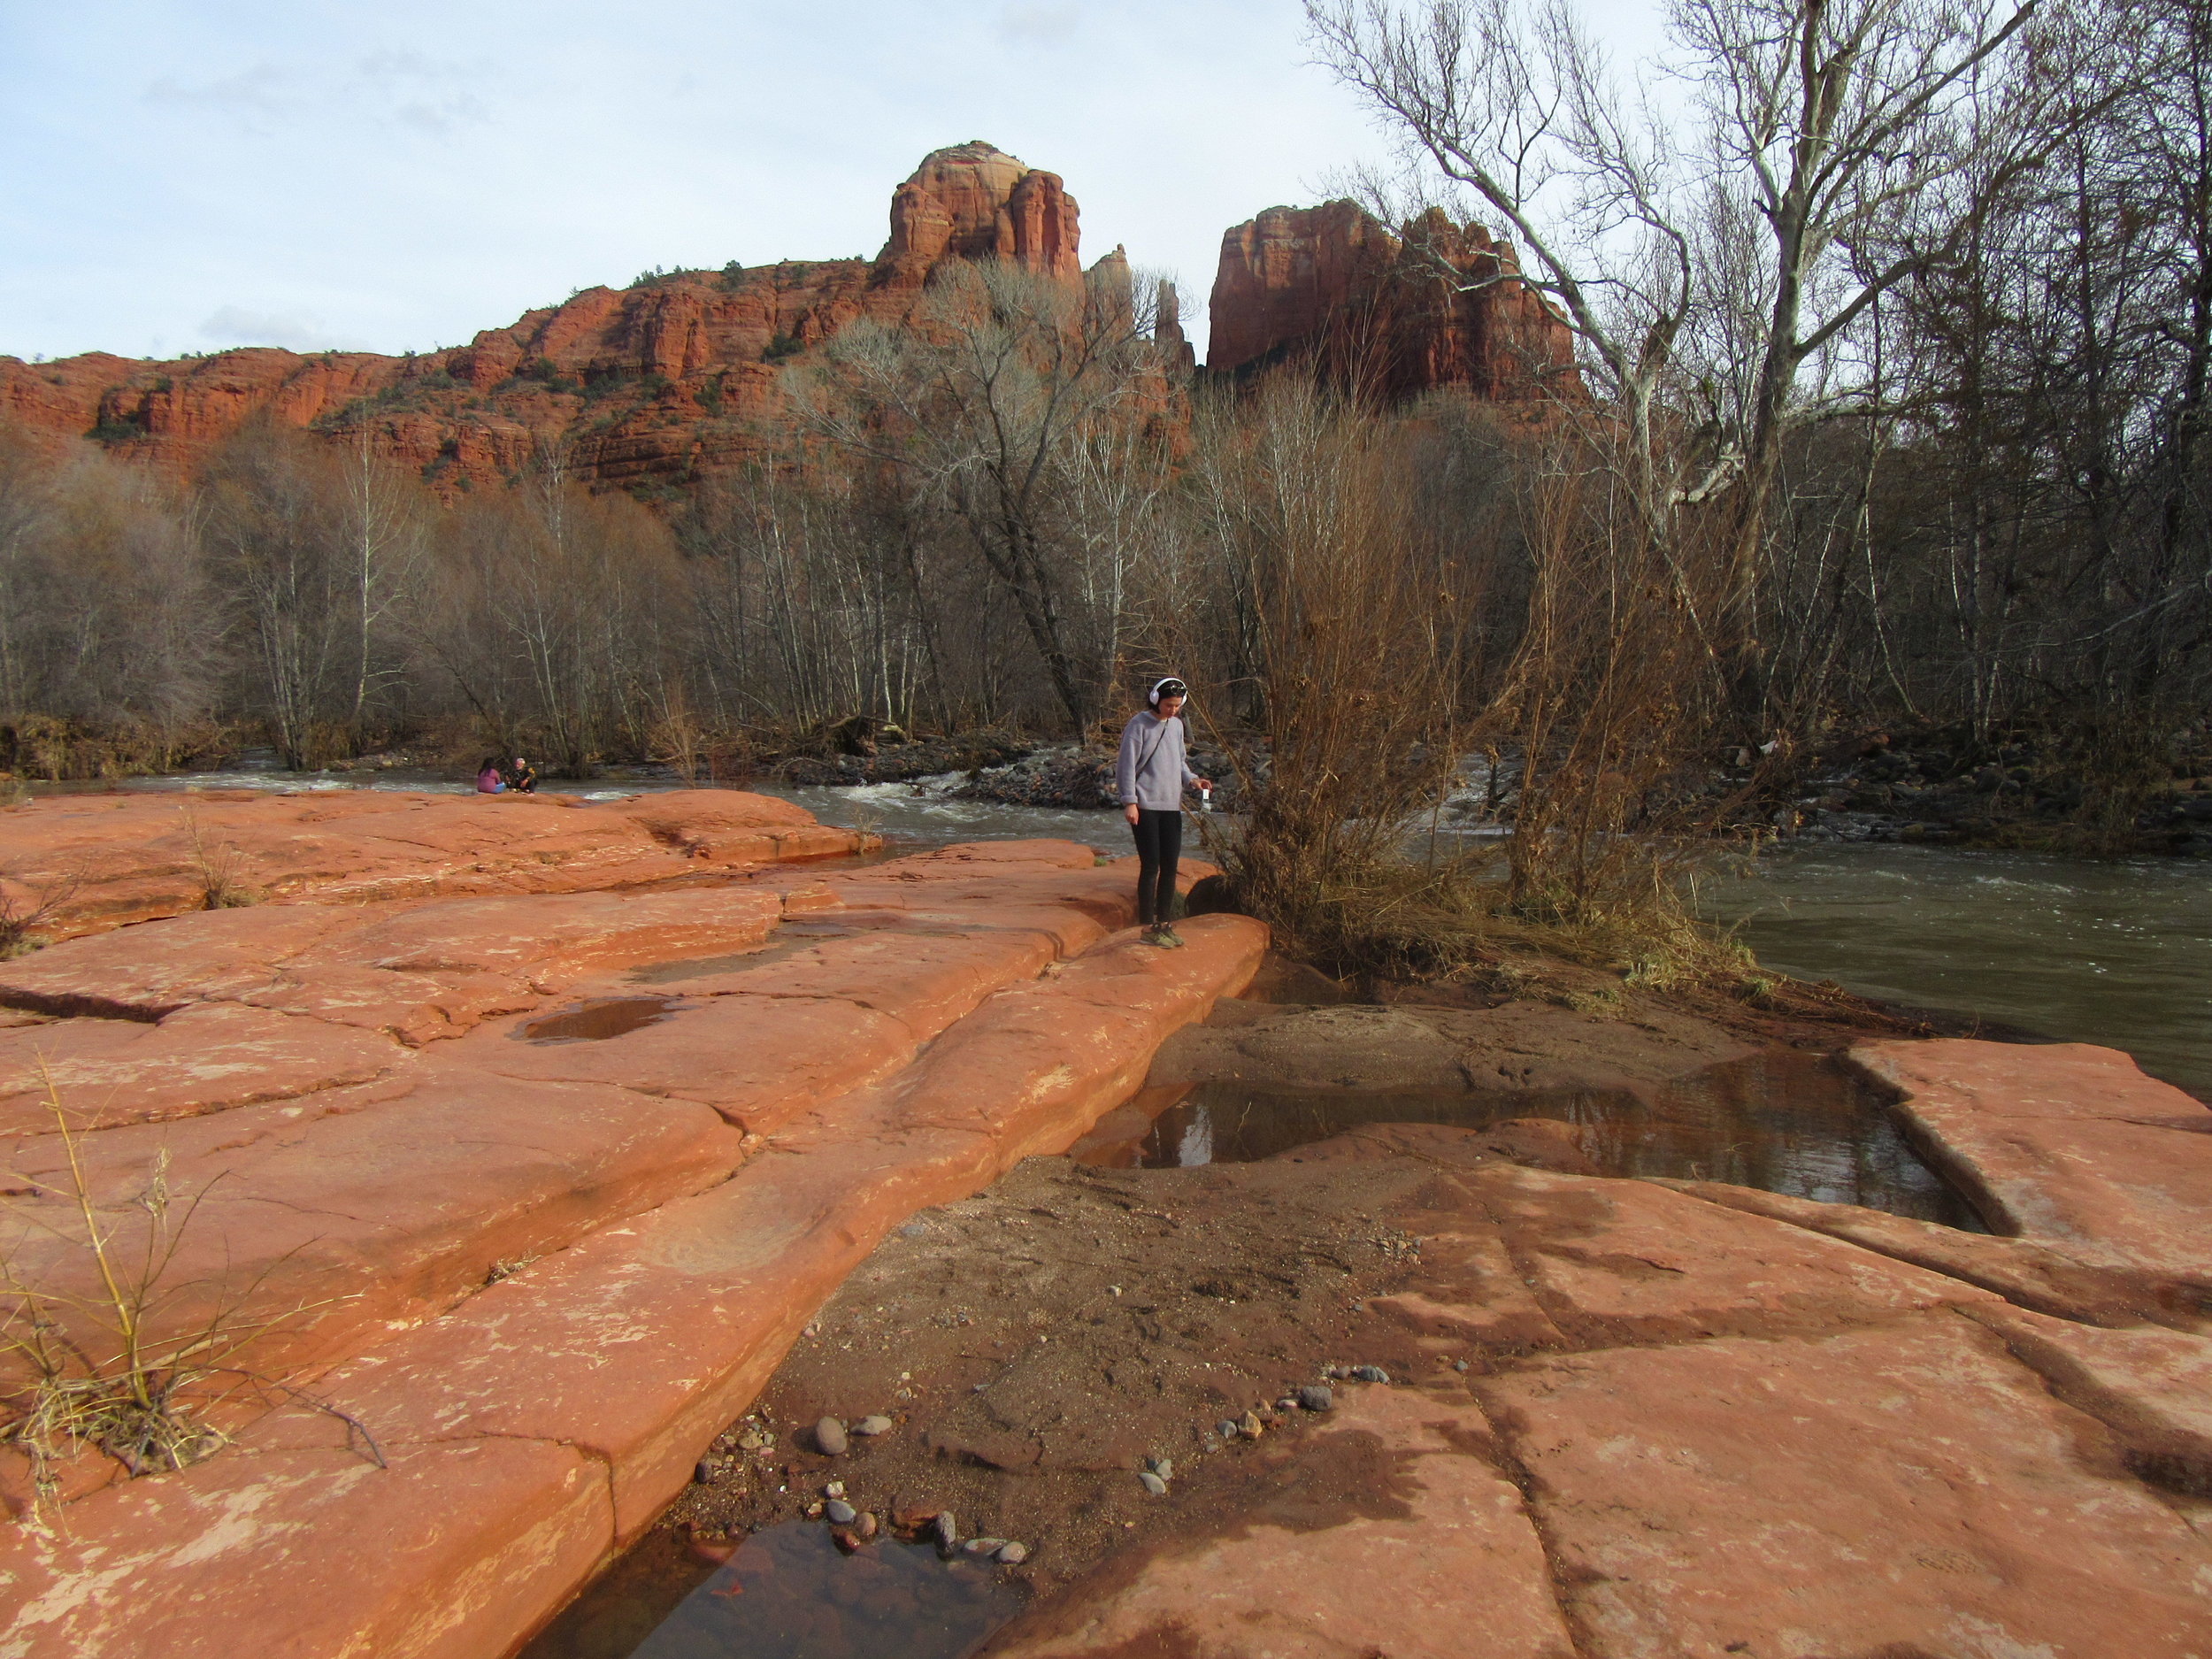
1208, 200, 1581, 401
0, 143, 1098, 491
878, 141, 1082, 286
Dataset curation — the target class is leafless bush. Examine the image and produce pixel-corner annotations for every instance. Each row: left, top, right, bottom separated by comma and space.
0, 865, 81, 959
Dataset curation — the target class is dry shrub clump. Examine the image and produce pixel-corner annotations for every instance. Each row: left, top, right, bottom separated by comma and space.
1187, 380, 1747, 992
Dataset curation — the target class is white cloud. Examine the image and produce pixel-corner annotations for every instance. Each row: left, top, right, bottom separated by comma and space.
998, 4, 1082, 45
198, 306, 343, 351
143, 51, 486, 135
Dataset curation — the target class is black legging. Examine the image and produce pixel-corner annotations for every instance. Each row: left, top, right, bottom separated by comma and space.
1131, 808, 1182, 926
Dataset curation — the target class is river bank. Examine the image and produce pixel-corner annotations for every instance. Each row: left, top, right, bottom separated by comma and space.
13, 758, 2209, 1097
0, 787, 2206, 1658
532, 1029, 2212, 1659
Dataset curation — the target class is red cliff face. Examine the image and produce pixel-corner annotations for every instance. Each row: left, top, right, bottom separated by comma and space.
877, 141, 1082, 288
0, 143, 1102, 492
1207, 202, 1578, 402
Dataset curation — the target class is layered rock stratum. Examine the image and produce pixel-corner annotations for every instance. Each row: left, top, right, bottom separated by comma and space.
4, 149, 1580, 500
0, 789, 1264, 1656
1209, 202, 1579, 400
0, 143, 1141, 492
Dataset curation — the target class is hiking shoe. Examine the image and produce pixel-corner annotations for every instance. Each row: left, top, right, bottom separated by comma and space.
1140, 924, 1173, 948
1156, 926, 1186, 949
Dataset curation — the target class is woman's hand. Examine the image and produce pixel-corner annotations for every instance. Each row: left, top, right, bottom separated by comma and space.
1124, 803, 1141, 826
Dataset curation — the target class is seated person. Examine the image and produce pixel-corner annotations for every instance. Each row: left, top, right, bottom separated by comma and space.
505, 757, 538, 794
474, 757, 505, 794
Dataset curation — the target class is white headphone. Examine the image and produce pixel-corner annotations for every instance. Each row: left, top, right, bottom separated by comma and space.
1148, 677, 1188, 708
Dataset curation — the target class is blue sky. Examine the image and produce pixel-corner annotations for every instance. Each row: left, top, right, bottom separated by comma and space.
0, 1, 1667, 364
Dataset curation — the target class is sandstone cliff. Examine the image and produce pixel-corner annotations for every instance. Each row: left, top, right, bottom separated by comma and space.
0, 144, 1109, 492
1207, 201, 1578, 401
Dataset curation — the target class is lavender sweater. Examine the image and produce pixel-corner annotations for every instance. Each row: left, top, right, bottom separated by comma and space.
1115, 711, 1197, 810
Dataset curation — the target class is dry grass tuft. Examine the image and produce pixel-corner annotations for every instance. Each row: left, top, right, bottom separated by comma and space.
0, 1074, 377, 1520
180, 801, 263, 910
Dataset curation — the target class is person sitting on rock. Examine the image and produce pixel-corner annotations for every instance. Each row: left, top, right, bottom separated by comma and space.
505, 757, 538, 794
1116, 676, 1209, 949
474, 757, 505, 794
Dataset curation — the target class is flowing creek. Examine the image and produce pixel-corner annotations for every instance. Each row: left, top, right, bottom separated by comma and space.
35, 761, 2208, 1094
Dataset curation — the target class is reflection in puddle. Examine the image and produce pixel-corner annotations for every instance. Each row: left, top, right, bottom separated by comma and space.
520, 996, 687, 1043
520, 1522, 1025, 1659
1133, 1050, 1988, 1231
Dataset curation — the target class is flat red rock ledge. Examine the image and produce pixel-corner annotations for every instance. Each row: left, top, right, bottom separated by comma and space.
1851, 1038, 2212, 1295
0, 915, 1269, 1659
0, 787, 863, 941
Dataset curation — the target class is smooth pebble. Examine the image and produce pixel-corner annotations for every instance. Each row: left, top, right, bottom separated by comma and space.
825, 1499, 857, 1525
1138, 1471, 1169, 1495
814, 1417, 849, 1455
1298, 1384, 1334, 1411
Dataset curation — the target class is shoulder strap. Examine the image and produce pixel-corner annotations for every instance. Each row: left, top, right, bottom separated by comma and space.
1134, 717, 1171, 779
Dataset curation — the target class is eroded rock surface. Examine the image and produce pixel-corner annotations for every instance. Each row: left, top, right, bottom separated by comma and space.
0, 803, 1267, 1659
701, 1095, 2212, 1659
1209, 201, 1579, 401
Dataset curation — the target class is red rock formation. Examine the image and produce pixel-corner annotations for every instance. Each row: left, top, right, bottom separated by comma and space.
1208, 201, 1579, 401
1154, 280, 1197, 377
0, 143, 1101, 493
876, 140, 1081, 287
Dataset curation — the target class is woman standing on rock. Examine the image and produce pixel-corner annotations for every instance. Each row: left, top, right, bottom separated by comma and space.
1117, 677, 1209, 949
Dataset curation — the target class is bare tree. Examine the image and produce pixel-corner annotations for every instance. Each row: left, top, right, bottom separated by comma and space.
794, 259, 1175, 736
1309, 0, 2047, 722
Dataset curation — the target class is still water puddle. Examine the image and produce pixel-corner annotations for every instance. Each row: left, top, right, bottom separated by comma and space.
520, 1521, 1025, 1659
1132, 1049, 1987, 1231
520, 996, 688, 1042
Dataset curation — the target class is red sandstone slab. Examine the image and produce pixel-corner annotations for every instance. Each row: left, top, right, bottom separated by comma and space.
0, 841, 1263, 1659
1855, 1039, 2212, 1287
0, 788, 857, 941
1969, 1304, 2212, 1490
314, 886, 788, 985
455, 994, 918, 1136
987, 1384, 1577, 1659
1481, 1317, 2212, 1655
240, 919, 1268, 1539
0, 1002, 408, 1136
0, 903, 349, 1018
1653, 1175, 2182, 1327
236, 963, 536, 1045
1471, 1164, 2000, 1341
0, 1438, 611, 1659
624, 928, 1061, 1042
1366, 1212, 1565, 1351
0, 1067, 746, 1385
